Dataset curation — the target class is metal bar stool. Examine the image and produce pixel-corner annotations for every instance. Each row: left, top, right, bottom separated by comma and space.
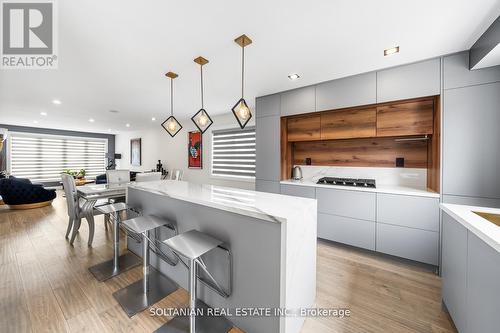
88, 203, 141, 281
113, 215, 179, 317
157, 229, 233, 333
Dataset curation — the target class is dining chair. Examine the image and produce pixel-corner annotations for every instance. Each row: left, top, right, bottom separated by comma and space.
170, 169, 183, 181
61, 174, 109, 246
106, 169, 130, 184
135, 172, 161, 182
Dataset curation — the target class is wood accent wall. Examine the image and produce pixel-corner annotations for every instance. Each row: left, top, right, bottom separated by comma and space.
427, 96, 440, 193
280, 96, 441, 192
293, 137, 428, 168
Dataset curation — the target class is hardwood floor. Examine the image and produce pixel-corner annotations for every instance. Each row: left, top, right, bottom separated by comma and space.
0, 191, 456, 333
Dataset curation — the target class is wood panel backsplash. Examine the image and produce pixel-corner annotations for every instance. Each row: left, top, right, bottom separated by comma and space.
293, 137, 428, 168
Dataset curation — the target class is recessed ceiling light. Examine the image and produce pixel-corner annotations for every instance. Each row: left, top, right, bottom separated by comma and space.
384, 46, 400, 56
33, 120, 38, 124
151, 117, 156, 121
89, 118, 95, 122
125, 123, 130, 127
288, 73, 300, 80
52, 99, 61, 105
40, 111, 47, 116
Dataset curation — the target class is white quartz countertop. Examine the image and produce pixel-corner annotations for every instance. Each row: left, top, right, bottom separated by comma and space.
280, 179, 440, 198
441, 203, 500, 253
128, 180, 317, 224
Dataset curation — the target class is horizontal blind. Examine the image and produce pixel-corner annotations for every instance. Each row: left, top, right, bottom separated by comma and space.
211, 127, 255, 179
9, 133, 107, 182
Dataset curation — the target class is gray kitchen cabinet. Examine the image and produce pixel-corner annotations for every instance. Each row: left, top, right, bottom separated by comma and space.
377, 194, 439, 231
255, 116, 280, 181
316, 187, 376, 221
376, 58, 441, 102
280, 86, 315, 116
280, 184, 316, 198
441, 213, 468, 333
444, 52, 500, 90
466, 232, 500, 333
443, 81, 500, 200
315, 72, 376, 111
256, 94, 280, 118
376, 223, 439, 265
442, 194, 500, 209
255, 180, 280, 194
318, 213, 376, 250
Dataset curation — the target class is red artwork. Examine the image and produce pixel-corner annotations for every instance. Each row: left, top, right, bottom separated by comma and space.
188, 131, 202, 169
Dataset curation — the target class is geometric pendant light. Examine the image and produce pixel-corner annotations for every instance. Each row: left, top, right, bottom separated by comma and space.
161, 71, 183, 137
231, 34, 253, 129
191, 56, 213, 133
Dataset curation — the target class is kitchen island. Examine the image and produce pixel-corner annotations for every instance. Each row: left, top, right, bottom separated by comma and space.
441, 204, 500, 333
125, 180, 317, 333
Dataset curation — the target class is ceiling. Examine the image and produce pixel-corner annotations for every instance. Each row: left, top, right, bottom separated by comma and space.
1, 0, 499, 134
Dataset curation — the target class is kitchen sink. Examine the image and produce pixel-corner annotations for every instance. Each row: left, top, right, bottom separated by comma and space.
473, 212, 500, 227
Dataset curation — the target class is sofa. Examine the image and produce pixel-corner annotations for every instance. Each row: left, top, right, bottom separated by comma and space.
0, 176, 57, 209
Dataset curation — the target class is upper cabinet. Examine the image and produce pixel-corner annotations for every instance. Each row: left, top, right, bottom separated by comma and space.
376, 58, 441, 102
376, 99, 434, 137
316, 72, 376, 111
321, 107, 376, 140
444, 52, 500, 90
256, 94, 280, 118
256, 116, 281, 181
280, 86, 315, 116
287, 114, 321, 142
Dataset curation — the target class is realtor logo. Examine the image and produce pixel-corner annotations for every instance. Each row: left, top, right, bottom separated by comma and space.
1, 0, 58, 69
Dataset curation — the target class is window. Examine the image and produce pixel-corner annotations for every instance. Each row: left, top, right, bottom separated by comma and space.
211, 127, 255, 179
9, 132, 107, 183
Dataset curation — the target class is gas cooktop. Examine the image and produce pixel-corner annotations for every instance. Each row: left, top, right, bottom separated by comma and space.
316, 177, 376, 188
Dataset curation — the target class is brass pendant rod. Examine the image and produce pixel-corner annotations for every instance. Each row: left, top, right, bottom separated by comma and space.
200, 65, 204, 109
241, 45, 245, 98
170, 78, 173, 117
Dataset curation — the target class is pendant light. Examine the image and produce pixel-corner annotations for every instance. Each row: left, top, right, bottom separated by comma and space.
231, 34, 253, 129
191, 56, 213, 133
161, 71, 182, 137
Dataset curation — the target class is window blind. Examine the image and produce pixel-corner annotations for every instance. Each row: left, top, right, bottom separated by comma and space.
211, 127, 255, 179
9, 133, 107, 182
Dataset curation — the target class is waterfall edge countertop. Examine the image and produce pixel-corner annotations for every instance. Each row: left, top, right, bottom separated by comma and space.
127, 180, 317, 223
441, 203, 500, 253
281, 179, 440, 198
126, 180, 317, 333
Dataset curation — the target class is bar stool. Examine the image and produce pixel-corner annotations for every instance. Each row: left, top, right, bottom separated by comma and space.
113, 215, 179, 317
88, 203, 141, 281
157, 229, 232, 333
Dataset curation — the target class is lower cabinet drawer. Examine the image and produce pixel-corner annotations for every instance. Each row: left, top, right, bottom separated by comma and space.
256, 180, 280, 194
376, 223, 439, 265
280, 184, 316, 198
318, 213, 375, 250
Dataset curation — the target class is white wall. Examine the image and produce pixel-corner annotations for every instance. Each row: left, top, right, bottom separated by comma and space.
115, 113, 255, 190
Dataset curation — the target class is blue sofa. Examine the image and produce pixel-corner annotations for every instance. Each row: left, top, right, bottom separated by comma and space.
0, 176, 56, 209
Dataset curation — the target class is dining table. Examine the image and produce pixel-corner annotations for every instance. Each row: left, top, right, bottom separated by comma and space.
76, 182, 131, 246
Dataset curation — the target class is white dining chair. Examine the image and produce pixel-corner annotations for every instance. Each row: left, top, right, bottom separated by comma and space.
135, 172, 161, 182
170, 169, 183, 181
106, 169, 130, 184
61, 173, 110, 246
